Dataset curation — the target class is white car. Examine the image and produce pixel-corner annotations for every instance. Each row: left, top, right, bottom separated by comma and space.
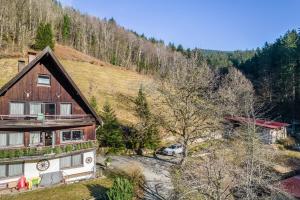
163, 144, 183, 156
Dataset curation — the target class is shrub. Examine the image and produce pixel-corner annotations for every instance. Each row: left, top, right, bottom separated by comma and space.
8, 150, 15, 158
65, 145, 73, 152
54, 146, 62, 154
277, 137, 296, 148
14, 149, 23, 157
106, 177, 133, 200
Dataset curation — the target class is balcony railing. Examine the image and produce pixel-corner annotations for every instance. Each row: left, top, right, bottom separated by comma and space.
0, 140, 98, 160
0, 114, 93, 121
0, 114, 95, 128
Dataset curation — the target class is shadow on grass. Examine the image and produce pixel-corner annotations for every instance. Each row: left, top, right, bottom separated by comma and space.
86, 184, 108, 200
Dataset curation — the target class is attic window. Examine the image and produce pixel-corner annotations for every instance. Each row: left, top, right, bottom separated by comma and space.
37, 75, 50, 86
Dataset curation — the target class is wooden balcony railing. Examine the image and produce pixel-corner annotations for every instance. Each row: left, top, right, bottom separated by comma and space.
0, 114, 95, 128
0, 140, 98, 160
0, 114, 93, 121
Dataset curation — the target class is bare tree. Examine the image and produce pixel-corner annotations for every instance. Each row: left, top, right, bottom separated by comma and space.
157, 55, 221, 165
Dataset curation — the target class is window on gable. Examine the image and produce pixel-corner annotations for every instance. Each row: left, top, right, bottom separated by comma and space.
9, 102, 24, 115
60, 103, 72, 116
37, 75, 50, 86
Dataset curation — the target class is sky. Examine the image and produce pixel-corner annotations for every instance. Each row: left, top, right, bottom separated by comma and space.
58, 0, 300, 51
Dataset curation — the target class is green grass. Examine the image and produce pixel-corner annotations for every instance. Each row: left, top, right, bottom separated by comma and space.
0, 177, 113, 200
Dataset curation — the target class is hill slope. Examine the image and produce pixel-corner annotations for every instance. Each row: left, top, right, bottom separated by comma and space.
0, 45, 155, 124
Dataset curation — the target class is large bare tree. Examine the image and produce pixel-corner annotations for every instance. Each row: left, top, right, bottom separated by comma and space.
157, 55, 221, 165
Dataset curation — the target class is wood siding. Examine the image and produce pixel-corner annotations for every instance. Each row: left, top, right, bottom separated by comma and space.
0, 61, 86, 115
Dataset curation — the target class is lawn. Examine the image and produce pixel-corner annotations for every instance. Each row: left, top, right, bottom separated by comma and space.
0, 177, 113, 200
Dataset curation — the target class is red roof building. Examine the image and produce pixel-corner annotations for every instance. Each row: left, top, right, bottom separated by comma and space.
225, 116, 289, 144
281, 175, 300, 198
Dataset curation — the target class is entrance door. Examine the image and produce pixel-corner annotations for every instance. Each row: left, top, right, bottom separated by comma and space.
44, 131, 53, 146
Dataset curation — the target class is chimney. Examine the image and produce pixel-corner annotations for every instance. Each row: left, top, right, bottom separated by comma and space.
28, 51, 37, 63
18, 59, 25, 72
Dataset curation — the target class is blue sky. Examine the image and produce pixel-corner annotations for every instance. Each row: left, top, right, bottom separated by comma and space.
59, 0, 300, 51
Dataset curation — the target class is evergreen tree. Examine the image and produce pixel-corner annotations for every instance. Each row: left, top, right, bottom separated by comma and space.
97, 101, 124, 151
132, 85, 160, 153
34, 23, 55, 50
62, 14, 71, 43
89, 96, 99, 114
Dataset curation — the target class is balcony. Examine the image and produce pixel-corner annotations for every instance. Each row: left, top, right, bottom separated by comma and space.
0, 140, 98, 162
0, 114, 95, 128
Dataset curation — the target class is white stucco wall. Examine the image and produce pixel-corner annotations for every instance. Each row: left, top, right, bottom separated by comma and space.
0, 150, 95, 185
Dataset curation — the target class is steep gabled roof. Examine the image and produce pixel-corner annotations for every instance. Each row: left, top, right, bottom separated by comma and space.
0, 46, 102, 125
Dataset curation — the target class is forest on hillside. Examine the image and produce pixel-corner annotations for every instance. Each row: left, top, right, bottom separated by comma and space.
238, 30, 300, 122
0, 0, 251, 74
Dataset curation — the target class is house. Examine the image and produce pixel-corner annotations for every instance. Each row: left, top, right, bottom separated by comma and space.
0, 47, 101, 189
226, 116, 289, 144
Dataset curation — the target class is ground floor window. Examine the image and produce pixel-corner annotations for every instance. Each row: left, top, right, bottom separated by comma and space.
60, 130, 83, 142
29, 131, 43, 145
60, 154, 83, 169
0, 163, 23, 178
0, 132, 23, 147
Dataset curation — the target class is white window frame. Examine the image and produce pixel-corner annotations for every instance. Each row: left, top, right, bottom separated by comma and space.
29, 131, 42, 146
60, 154, 83, 169
9, 102, 25, 116
0, 163, 24, 178
0, 132, 24, 148
60, 130, 84, 143
60, 103, 72, 116
37, 74, 51, 86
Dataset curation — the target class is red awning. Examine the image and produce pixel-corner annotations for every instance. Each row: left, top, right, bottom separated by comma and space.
225, 116, 289, 129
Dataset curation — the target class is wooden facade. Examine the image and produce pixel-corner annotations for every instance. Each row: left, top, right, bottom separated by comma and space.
0, 46, 101, 150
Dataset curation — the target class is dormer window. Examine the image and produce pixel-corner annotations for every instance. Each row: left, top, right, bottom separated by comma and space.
37, 74, 50, 86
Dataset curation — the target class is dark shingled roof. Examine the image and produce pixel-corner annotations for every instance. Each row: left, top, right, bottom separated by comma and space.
0, 46, 102, 125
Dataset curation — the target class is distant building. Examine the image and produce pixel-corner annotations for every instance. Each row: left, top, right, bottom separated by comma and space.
226, 116, 289, 144
0, 47, 101, 189
280, 175, 300, 198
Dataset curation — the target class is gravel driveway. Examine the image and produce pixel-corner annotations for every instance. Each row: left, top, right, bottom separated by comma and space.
97, 154, 178, 199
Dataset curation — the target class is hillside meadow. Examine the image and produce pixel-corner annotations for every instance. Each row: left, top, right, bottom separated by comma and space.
0, 45, 156, 124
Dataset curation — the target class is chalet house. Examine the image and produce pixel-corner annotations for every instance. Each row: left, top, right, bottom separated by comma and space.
0, 47, 101, 189
226, 116, 289, 144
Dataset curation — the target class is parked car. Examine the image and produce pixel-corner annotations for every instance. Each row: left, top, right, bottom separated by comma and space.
163, 144, 183, 156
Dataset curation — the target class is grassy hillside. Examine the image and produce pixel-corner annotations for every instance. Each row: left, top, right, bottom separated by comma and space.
0, 45, 155, 124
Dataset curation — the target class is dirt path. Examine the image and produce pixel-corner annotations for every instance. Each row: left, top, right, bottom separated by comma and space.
97, 155, 177, 199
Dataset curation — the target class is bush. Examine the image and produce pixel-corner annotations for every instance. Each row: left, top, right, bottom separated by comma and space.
106, 177, 133, 200
65, 145, 73, 152
54, 146, 62, 154
277, 137, 296, 148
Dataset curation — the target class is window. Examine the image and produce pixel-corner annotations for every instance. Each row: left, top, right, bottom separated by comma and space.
61, 130, 72, 142
37, 75, 50, 86
72, 130, 83, 141
9, 102, 24, 115
0, 165, 5, 178
60, 103, 71, 115
44, 103, 56, 115
60, 154, 83, 169
30, 132, 42, 145
0, 132, 24, 147
30, 103, 42, 115
0, 133, 7, 147
9, 132, 23, 146
0, 163, 23, 178
61, 130, 83, 142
